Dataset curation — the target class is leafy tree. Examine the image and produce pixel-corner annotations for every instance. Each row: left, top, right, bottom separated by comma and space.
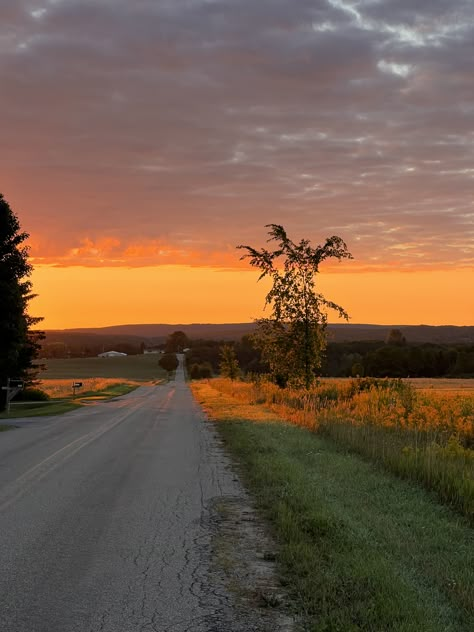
238, 224, 352, 388
158, 352, 179, 373
385, 328, 407, 346
165, 330, 189, 353
219, 344, 240, 380
0, 194, 43, 410
189, 362, 213, 379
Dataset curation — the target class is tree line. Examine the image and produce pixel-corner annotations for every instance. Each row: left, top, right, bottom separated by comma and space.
184, 337, 474, 379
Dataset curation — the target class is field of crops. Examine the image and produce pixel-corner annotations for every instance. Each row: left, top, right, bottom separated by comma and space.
209, 377, 474, 521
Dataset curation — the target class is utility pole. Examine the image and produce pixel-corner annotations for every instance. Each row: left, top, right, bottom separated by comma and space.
1, 378, 24, 415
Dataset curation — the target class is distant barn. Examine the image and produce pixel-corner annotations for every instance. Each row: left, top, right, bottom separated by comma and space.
98, 351, 127, 358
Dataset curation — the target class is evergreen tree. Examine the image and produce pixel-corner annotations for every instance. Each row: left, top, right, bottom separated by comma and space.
0, 193, 43, 409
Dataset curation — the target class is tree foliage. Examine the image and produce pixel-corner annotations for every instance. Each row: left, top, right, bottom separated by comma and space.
238, 224, 352, 388
159, 353, 179, 373
385, 328, 407, 346
0, 193, 43, 409
165, 330, 189, 353
219, 344, 240, 380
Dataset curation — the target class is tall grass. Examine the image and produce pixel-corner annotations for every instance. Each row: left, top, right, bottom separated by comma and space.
39, 377, 138, 399
209, 377, 474, 522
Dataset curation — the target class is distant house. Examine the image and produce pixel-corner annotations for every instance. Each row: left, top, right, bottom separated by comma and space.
143, 347, 163, 354
98, 351, 127, 358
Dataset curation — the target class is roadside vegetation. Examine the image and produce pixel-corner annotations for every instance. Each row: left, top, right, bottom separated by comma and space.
0, 380, 145, 419
207, 377, 474, 522
0, 400, 81, 419
192, 380, 474, 631
0, 355, 167, 420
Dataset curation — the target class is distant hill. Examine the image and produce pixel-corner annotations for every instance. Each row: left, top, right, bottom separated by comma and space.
42, 322, 474, 349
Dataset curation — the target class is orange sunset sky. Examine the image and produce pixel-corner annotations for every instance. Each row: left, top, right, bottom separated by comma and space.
1, 0, 473, 329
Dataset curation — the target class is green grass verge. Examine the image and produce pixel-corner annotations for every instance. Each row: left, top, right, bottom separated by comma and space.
1, 382, 143, 419
0, 401, 81, 419
78, 382, 141, 400
193, 385, 474, 631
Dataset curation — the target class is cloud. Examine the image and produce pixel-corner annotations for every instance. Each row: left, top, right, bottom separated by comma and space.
1, 0, 473, 270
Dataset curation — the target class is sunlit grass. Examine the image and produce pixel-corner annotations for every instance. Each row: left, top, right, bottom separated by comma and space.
39, 377, 144, 400
192, 380, 474, 631
204, 377, 474, 521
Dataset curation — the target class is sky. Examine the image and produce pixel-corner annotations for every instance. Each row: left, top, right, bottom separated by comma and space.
1, 0, 473, 328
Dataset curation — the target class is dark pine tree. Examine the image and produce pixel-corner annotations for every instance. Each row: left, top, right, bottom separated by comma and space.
0, 194, 43, 410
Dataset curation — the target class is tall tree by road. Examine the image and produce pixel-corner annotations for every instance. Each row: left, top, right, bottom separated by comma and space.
238, 224, 352, 388
0, 193, 43, 409
219, 344, 240, 380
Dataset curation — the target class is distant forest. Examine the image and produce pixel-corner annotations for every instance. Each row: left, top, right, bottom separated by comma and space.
186, 336, 474, 379
39, 325, 474, 378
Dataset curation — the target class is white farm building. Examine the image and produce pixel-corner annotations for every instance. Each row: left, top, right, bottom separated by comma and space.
98, 351, 128, 358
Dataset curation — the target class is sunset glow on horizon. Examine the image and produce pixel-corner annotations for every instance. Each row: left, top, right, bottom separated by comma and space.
2, 1, 473, 329
30, 265, 474, 329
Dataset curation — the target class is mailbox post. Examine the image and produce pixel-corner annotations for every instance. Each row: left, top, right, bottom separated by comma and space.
72, 381, 83, 397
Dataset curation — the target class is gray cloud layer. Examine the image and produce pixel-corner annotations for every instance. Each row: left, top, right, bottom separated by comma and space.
1, 0, 473, 268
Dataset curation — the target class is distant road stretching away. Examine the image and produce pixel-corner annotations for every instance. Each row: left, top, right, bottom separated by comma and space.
0, 360, 267, 631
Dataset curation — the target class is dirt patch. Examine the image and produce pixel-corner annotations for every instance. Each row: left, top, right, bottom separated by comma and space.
206, 495, 299, 632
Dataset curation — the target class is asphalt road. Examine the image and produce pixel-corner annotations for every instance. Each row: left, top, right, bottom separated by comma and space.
0, 361, 269, 632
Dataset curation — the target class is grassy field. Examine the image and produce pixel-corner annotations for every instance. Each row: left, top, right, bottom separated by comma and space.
39, 354, 167, 380
192, 380, 474, 631
0, 355, 166, 419
37, 354, 166, 404
38, 378, 147, 400
209, 377, 474, 522
320, 377, 474, 393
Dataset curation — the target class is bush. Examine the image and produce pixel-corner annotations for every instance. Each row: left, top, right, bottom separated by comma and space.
13, 388, 50, 401
159, 353, 179, 373
189, 362, 213, 379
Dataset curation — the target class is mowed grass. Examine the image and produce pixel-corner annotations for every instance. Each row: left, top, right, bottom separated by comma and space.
40, 354, 167, 380
1, 401, 81, 419
192, 381, 474, 632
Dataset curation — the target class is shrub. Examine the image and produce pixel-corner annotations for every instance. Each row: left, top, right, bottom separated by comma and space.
158, 353, 179, 373
14, 388, 50, 401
